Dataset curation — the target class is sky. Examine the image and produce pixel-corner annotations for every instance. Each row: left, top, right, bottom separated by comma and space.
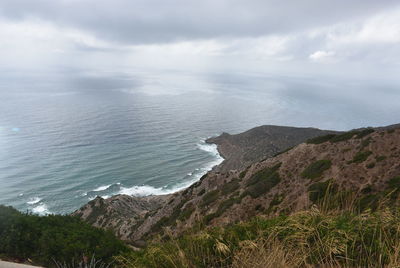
1, 0, 400, 80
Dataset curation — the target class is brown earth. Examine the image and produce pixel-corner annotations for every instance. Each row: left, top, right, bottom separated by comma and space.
74, 125, 400, 246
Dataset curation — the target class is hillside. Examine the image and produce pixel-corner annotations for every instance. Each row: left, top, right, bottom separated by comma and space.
75, 125, 400, 247
205, 125, 338, 172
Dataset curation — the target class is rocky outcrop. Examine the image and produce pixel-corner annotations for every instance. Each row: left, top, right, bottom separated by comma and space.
74, 124, 400, 246
206, 125, 338, 172
72, 194, 170, 241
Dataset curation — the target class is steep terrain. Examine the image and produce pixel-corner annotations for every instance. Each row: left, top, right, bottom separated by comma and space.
75, 125, 400, 246
205, 125, 338, 172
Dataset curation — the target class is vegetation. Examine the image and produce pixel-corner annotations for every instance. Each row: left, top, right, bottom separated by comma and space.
306, 128, 375, 145
350, 150, 373, 163
201, 190, 220, 207
116, 205, 400, 268
221, 179, 240, 195
330, 130, 359, 143
376, 155, 387, 162
244, 163, 281, 198
307, 179, 338, 203
0, 205, 128, 267
238, 168, 248, 179
356, 128, 375, 138
306, 134, 337, 144
301, 159, 332, 180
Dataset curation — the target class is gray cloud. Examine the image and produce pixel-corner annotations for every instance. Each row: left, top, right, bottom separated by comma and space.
0, 0, 399, 44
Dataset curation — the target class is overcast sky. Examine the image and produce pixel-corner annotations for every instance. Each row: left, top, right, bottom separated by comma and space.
1, 0, 400, 80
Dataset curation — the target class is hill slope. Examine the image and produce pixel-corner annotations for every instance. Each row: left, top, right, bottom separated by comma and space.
205, 125, 338, 172
74, 125, 400, 246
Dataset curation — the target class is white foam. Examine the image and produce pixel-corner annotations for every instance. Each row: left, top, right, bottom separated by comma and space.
32, 203, 50, 215
93, 184, 112, 192
27, 197, 41, 205
118, 139, 224, 197
119, 185, 173, 196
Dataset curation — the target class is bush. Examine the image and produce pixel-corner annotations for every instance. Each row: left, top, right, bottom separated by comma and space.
350, 151, 372, 164
301, 160, 332, 180
356, 128, 375, 138
244, 164, 281, 198
239, 168, 249, 179
201, 190, 220, 208
221, 179, 240, 195
330, 131, 359, 143
0, 205, 128, 267
376, 155, 387, 162
306, 134, 337, 144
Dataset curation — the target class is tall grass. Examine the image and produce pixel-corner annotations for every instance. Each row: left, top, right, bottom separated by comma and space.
116, 188, 400, 268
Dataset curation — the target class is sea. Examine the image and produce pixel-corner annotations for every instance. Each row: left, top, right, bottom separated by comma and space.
1, 69, 399, 214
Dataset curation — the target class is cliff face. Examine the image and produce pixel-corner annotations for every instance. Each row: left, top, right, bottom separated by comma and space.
206, 125, 338, 172
74, 125, 400, 245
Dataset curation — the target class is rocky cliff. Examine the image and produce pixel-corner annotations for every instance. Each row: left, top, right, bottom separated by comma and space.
206, 125, 338, 172
74, 124, 400, 246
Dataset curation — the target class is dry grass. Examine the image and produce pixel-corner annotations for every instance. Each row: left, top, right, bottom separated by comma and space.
116, 189, 400, 268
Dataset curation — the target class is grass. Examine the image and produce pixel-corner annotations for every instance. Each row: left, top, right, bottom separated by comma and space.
301, 160, 332, 180
307, 179, 338, 203
116, 202, 400, 268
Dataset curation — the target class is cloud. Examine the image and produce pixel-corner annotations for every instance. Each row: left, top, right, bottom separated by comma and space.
0, 0, 398, 44
0, 1, 400, 81
309, 50, 336, 62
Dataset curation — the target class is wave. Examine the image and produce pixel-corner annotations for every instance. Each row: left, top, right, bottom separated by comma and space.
115, 139, 224, 198
27, 197, 41, 205
32, 203, 50, 215
92, 184, 113, 192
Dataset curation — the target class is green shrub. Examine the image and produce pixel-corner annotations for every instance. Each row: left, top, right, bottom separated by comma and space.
376, 155, 387, 162
201, 190, 220, 208
366, 162, 375, 169
244, 163, 281, 198
360, 137, 371, 149
351, 151, 372, 163
301, 160, 332, 180
197, 189, 206, 196
178, 204, 195, 221
330, 131, 359, 143
239, 169, 248, 179
306, 134, 337, 144
204, 196, 242, 224
265, 194, 285, 214
356, 128, 375, 138
221, 179, 240, 195
246, 163, 281, 186
0, 206, 128, 267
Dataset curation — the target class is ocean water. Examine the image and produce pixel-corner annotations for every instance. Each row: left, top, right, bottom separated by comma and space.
1, 70, 399, 214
